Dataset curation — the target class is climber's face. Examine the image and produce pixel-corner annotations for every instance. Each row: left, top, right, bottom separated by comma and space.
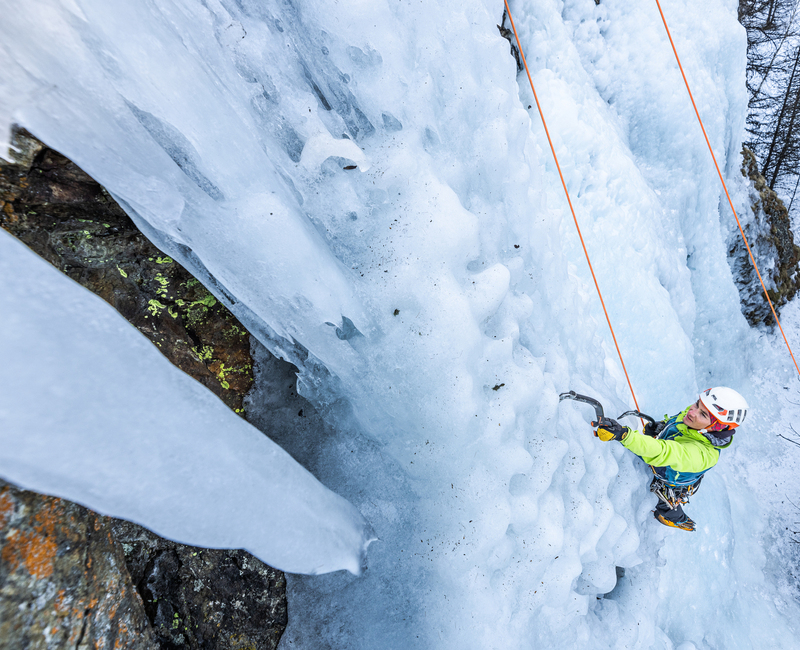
684, 400, 713, 430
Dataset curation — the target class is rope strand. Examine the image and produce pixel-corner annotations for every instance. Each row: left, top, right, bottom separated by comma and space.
502, 0, 641, 411
654, 0, 800, 377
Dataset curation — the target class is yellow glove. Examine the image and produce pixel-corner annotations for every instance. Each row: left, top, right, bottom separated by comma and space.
592, 417, 630, 442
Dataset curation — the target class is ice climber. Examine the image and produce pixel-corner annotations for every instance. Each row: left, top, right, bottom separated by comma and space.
593, 387, 749, 532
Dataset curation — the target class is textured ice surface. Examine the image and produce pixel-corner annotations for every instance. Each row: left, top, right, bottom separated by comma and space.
0, 230, 373, 575
2, 0, 800, 647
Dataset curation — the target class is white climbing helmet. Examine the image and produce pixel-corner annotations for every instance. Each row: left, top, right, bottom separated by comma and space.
699, 387, 749, 430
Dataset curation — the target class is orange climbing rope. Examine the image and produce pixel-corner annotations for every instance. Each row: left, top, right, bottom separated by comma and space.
654, 0, 800, 377
502, 0, 641, 410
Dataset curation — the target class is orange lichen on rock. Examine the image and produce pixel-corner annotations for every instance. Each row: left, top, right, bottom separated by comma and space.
26, 499, 61, 579
115, 622, 131, 649
54, 589, 69, 613
0, 496, 61, 580
22, 530, 58, 579
2, 530, 57, 579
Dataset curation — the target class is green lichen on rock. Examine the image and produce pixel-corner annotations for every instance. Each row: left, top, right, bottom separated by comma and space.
153, 273, 169, 297
184, 289, 219, 327
146, 299, 167, 318
214, 362, 234, 389
194, 345, 214, 361
0, 127, 254, 413
735, 148, 800, 326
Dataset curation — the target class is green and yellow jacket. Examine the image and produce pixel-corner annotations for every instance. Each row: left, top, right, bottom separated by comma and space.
621, 406, 734, 487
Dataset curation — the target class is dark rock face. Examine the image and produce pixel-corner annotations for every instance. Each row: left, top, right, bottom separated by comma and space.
0, 128, 252, 413
734, 148, 800, 326
497, 10, 522, 73
0, 128, 288, 649
112, 521, 287, 650
0, 480, 158, 650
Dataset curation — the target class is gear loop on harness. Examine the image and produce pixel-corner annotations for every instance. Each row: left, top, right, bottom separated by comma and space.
650, 473, 700, 510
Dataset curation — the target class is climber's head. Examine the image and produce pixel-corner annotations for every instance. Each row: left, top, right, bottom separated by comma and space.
686, 386, 749, 432
684, 399, 714, 430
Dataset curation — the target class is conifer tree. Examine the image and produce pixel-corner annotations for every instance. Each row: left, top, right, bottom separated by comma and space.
739, 0, 800, 204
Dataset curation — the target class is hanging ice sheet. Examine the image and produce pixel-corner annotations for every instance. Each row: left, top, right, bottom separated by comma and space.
0, 229, 373, 575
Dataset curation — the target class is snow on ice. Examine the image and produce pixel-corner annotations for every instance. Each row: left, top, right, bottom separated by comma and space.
2, 0, 800, 647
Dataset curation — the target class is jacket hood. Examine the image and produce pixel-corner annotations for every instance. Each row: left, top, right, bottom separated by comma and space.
702, 430, 734, 448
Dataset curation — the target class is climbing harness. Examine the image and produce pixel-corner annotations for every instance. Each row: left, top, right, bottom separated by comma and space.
649, 473, 700, 511
504, 0, 800, 380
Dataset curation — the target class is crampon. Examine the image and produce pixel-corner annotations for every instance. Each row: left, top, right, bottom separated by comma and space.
654, 512, 696, 532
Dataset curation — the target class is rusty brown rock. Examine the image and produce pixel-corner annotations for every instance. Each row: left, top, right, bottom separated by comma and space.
0, 480, 158, 650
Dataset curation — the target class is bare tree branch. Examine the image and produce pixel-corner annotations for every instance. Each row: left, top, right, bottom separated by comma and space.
777, 432, 800, 446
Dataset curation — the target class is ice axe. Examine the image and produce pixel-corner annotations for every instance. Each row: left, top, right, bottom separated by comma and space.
559, 391, 655, 438
559, 391, 605, 423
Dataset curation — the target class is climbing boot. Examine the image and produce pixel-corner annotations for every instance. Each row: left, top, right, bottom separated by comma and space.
654, 511, 696, 532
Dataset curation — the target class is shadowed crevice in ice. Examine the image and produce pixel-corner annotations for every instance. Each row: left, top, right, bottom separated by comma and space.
221, 0, 375, 142
381, 113, 403, 132
325, 316, 362, 341
249, 91, 306, 164
125, 101, 224, 201
297, 59, 375, 141
245, 340, 430, 648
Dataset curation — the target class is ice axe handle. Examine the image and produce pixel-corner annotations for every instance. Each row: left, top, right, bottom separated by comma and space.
617, 410, 656, 427
558, 391, 605, 423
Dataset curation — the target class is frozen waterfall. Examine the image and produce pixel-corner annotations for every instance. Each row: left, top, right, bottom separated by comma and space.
2, 0, 800, 647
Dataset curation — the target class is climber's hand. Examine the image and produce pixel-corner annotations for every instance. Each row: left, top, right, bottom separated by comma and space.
644, 421, 666, 438
591, 417, 630, 442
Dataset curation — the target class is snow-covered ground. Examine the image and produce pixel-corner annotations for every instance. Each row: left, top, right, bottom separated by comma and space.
2, 0, 800, 647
